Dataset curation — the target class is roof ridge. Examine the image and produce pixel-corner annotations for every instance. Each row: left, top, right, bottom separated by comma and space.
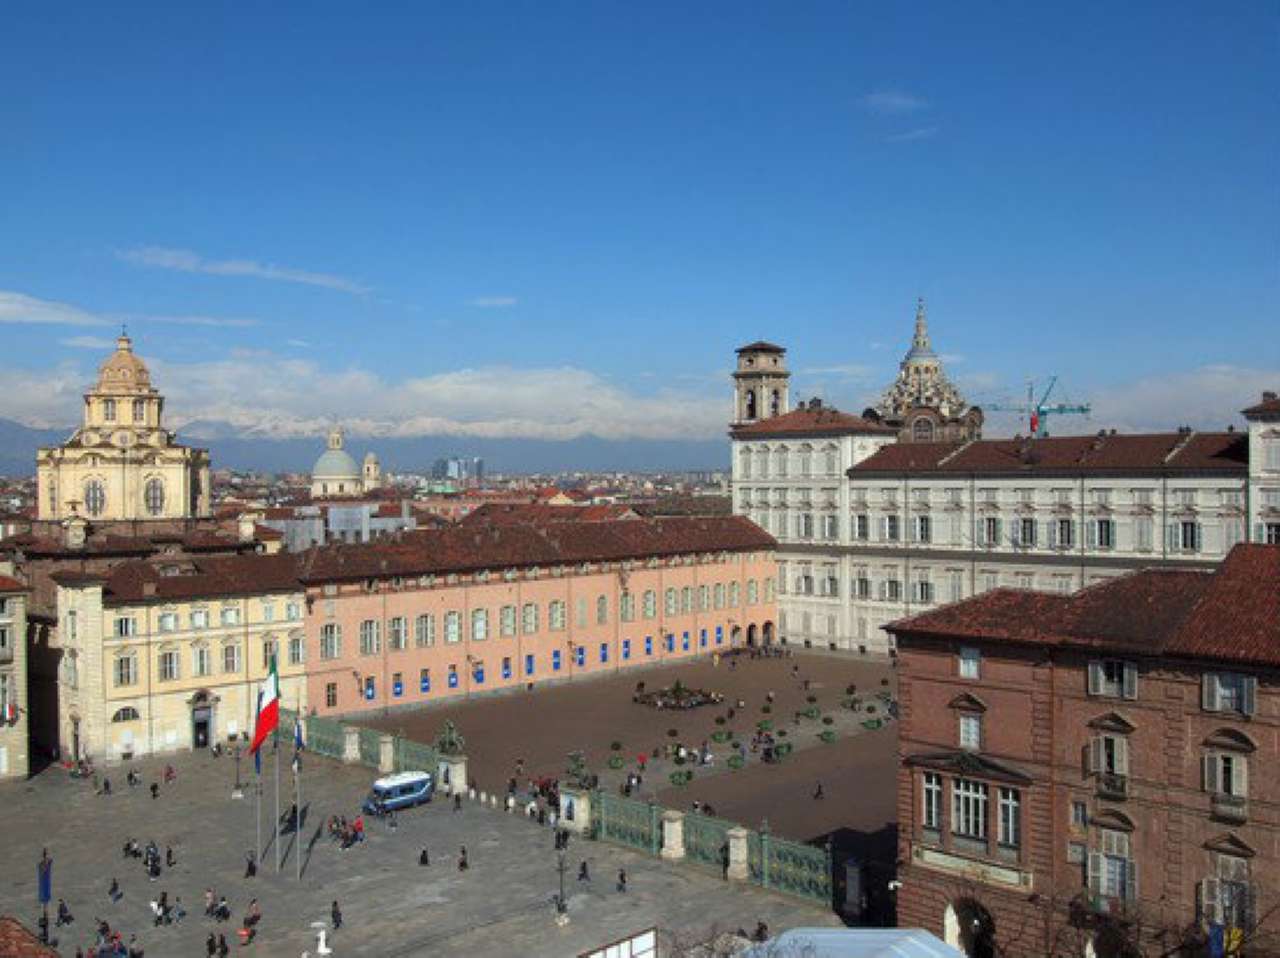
936, 438, 976, 467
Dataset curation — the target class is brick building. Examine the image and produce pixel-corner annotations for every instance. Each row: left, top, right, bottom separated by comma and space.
888, 544, 1280, 958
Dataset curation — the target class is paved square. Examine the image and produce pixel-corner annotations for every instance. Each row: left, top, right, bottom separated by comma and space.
0, 748, 839, 957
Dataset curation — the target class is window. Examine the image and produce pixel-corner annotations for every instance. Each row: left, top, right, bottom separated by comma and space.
1015, 518, 1036, 548
746, 580, 758, 604
1202, 751, 1248, 797
1089, 734, 1129, 791
1171, 520, 1201, 552
222, 643, 240, 673
621, 591, 636, 620
262, 638, 277, 669
1071, 801, 1088, 828
575, 597, 588, 627
285, 601, 301, 621
712, 584, 724, 610
470, 608, 489, 641
958, 647, 980, 679
1091, 519, 1115, 550
1264, 522, 1280, 546
998, 788, 1021, 848
114, 617, 136, 638
159, 650, 180, 681
194, 644, 211, 677
980, 516, 1001, 547
912, 577, 933, 603
1202, 672, 1257, 716
680, 587, 693, 612
359, 620, 381, 655
497, 605, 515, 637
728, 582, 740, 608
158, 612, 178, 633
262, 603, 276, 624
132, 398, 146, 423
596, 595, 609, 625
699, 585, 711, 611
1135, 517, 1153, 552
220, 607, 240, 627
854, 514, 869, 541
190, 609, 209, 630
83, 478, 107, 517
854, 572, 871, 599
1088, 660, 1138, 699
922, 772, 942, 831
959, 714, 982, 750
1089, 829, 1134, 901
883, 515, 900, 542
325, 683, 337, 708
951, 779, 988, 840
113, 655, 137, 687
389, 616, 407, 650
143, 478, 165, 516
112, 706, 140, 723
642, 590, 657, 619
320, 624, 341, 659
415, 614, 435, 647
445, 611, 462, 644
392, 671, 403, 695
949, 571, 964, 603
1053, 519, 1074, 549
1201, 855, 1255, 930
665, 588, 678, 615
288, 634, 304, 665
823, 514, 839, 540
881, 578, 902, 602
913, 516, 931, 544
523, 603, 540, 635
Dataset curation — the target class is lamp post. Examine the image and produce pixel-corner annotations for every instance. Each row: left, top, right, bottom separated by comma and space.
233, 744, 243, 797
554, 849, 569, 923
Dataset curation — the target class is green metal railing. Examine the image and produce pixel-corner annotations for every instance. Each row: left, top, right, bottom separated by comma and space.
683, 811, 734, 871
356, 726, 381, 766
595, 792, 659, 852
394, 738, 440, 774
306, 715, 346, 760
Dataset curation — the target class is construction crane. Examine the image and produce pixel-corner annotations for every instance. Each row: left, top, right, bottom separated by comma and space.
987, 377, 1091, 438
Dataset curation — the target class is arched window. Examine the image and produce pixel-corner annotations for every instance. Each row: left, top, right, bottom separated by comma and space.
596, 595, 608, 624
744, 389, 757, 420
913, 418, 935, 442
84, 480, 106, 517
144, 478, 165, 516
112, 706, 140, 723
769, 389, 781, 416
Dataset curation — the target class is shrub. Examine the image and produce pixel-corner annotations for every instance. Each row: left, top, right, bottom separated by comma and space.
845, 683, 856, 695
667, 728, 678, 738
881, 678, 889, 687
715, 716, 726, 726
819, 730, 837, 744
822, 716, 834, 726
761, 705, 772, 715
804, 706, 820, 720
728, 754, 745, 770
711, 730, 731, 744
610, 740, 622, 752
607, 755, 625, 770
730, 741, 741, 751
806, 694, 817, 705
669, 770, 693, 787
757, 719, 773, 732
674, 755, 686, 766
777, 729, 788, 738
866, 705, 877, 714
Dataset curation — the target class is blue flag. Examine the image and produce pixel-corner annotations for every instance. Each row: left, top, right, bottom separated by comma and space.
37, 857, 51, 905
254, 746, 261, 776
1208, 923, 1225, 958
292, 718, 304, 773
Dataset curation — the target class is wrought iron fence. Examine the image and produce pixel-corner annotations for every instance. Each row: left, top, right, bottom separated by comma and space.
762, 832, 831, 904
356, 726, 381, 767
595, 792, 659, 852
394, 738, 440, 774
306, 715, 346, 760
683, 811, 733, 871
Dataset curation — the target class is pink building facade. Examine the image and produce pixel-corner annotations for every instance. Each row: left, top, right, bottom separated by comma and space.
299, 517, 778, 716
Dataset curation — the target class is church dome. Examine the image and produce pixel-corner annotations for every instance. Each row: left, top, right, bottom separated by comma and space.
312, 426, 360, 481
97, 334, 152, 390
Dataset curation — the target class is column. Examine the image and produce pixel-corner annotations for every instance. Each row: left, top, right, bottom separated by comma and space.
661, 810, 685, 861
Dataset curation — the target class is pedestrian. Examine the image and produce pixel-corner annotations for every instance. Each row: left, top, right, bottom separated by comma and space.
813, 781, 824, 801
458, 845, 469, 871
578, 861, 590, 882
217, 932, 229, 957
418, 846, 429, 866
102, 776, 112, 795
453, 792, 462, 812
150, 782, 159, 799
165, 846, 175, 868
244, 851, 256, 878
174, 896, 186, 923
617, 868, 627, 893
204, 888, 215, 917
55, 898, 72, 926
109, 877, 121, 902
206, 932, 217, 957
331, 900, 342, 929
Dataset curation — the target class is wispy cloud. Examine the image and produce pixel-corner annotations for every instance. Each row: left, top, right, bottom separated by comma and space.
468, 296, 518, 308
138, 314, 259, 328
286, 338, 311, 348
117, 246, 371, 295
0, 291, 111, 327
884, 126, 938, 143
860, 90, 929, 114
801, 363, 876, 380
60, 335, 116, 349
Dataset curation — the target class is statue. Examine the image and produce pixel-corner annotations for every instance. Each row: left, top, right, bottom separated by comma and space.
566, 750, 591, 789
434, 720, 466, 756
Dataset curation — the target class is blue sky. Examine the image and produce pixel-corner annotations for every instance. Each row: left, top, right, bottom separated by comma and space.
1, 2, 1276, 440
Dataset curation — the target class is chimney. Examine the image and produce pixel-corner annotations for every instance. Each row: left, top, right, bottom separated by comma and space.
63, 514, 88, 551
142, 581, 157, 597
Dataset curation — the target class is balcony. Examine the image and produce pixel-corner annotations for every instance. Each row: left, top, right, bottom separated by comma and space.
1096, 772, 1128, 800
1211, 792, 1248, 824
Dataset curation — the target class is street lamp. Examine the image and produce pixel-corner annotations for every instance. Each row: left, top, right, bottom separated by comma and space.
555, 849, 568, 919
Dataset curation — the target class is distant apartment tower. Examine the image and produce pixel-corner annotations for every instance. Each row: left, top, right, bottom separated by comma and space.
432, 457, 485, 483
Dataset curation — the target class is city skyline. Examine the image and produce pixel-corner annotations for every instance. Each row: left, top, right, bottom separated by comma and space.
1, 3, 1276, 444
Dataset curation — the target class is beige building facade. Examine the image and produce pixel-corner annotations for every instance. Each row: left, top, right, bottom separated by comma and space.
52, 554, 306, 761
0, 576, 30, 779
36, 334, 211, 522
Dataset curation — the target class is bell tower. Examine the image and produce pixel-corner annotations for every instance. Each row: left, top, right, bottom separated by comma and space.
733, 341, 790, 425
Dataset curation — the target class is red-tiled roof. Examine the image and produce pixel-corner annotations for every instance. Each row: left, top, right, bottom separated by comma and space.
731, 406, 895, 439
1242, 393, 1280, 416
98, 553, 304, 605
253, 524, 284, 541
459, 503, 639, 527
0, 575, 26, 593
736, 341, 785, 353
0, 916, 58, 957
300, 516, 775, 584
852, 430, 1247, 475
891, 545, 1280, 666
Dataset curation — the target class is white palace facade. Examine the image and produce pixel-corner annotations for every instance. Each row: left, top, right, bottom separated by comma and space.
730, 308, 1280, 656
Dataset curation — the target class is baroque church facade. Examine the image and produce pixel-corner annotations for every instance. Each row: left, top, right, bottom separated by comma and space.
36, 334, 211, 522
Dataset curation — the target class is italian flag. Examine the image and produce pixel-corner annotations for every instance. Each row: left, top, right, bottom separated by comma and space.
250, 656, 280, 755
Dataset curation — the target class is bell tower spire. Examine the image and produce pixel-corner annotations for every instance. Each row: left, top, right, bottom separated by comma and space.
909, 297, 933, 358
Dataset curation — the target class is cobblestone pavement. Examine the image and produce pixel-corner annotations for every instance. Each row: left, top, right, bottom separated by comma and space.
0, 748, 839, 956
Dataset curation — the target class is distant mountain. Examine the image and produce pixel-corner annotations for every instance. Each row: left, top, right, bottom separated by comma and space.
0, 418, 729, 476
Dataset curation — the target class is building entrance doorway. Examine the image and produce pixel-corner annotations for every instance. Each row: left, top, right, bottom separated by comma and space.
944, 898, 997, 958
192, 706, 211, 748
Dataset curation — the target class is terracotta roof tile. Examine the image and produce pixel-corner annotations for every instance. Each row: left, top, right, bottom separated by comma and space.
300, 516, 775, 584
1242, 393, 1280, 416
891, 545, 1280, 666
0, 916, 58, 957
458, 503, 638, 527
853, 431, 1247, 476
731, 406, 895, 439
99, 552, 304, 605
0, 575, 25, 592
736, 341, 785, 353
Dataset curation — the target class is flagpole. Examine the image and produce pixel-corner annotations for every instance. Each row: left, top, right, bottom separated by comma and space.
255, 755, 261, 869
274, 722, 281, 873
295, 694, 302, 882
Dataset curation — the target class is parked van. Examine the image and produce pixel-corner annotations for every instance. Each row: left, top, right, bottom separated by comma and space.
363, 771, 434, 813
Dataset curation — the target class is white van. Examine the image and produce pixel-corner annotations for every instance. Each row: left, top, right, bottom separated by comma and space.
363, 770, 434, 813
